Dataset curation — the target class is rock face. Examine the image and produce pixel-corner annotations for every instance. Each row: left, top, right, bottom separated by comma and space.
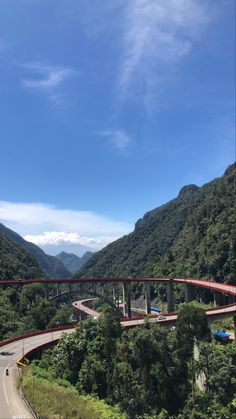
78, 163, 236, 284
0, 223, 70, 278
177, 184, 199, 200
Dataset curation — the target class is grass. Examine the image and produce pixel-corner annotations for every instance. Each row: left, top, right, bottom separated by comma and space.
21, 367, 126, 419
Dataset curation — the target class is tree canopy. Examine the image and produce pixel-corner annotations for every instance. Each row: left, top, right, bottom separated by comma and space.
79, 163, 235, 284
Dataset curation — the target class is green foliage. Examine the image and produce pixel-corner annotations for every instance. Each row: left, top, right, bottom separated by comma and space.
0, 232, 43, 280
23, 307, 235, 418
38, 314, 191, 417
78, 164, 236, 284
197, 342, 236, 406
176, 304, 211, 358
0, 284, 76, 340
22, 366, 126, 419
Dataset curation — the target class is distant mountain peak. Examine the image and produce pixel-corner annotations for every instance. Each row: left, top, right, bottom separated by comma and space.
177, 184, 199, 200
224, 162, 236, 176
56, 250, 94, 274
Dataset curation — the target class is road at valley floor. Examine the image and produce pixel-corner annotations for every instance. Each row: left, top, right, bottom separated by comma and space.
0, 329, 75, 419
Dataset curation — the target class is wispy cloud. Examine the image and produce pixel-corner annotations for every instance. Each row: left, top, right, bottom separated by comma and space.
21, 62, 77, 101
0, 201, 132, 250
118, 0, 209, 110
100, 129, 133, 151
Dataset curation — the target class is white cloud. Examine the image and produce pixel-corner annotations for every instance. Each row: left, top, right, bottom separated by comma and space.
22, 62, 76, 91
24, 231, 118, 250
118, 0, 209, 109
0, 201, 132, 250
100, 129, 133, 150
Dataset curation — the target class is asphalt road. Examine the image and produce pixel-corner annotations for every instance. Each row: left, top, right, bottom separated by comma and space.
73, 299, 236, 327
0, 330, 75, 419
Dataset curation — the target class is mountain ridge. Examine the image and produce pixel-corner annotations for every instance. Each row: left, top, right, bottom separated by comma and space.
0, 223, 70, 278
56, 250, 94, 274
0, 231, 43, 279
78, 163, 236, 284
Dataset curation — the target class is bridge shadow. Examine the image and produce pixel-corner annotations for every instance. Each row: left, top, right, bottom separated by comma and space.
0, 351, 15, 356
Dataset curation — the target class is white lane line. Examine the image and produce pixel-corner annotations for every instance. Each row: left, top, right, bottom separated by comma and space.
3, 358, 13, 405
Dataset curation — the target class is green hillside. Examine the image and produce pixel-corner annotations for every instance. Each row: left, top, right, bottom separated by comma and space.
0, 223, 70, 278
56, 251, 94, 273
0, 232, 43, 279
78, 163, 236, 284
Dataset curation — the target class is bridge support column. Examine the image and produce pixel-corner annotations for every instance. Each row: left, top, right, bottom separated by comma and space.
100, 283, 104, 297
69, 282, 73, 297
116, 284, 120, 309
90, 282, 96, 294
199, 288, 207, 304
80, 282, 84, 295
229, 294, 235, 304
44, 284, 49, 300
122, 281, 131, 318
57, 283, 61, 302
166, 282, 174, 313
213, 291, 222, 307
145, 283, 151, 314
113, 283, 119, 305
185, 284, 195, 303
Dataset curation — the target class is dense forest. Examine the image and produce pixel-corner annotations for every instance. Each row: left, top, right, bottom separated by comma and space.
78, 163, 236, 284
0, 232, 43, 280
0, 282, 76, 340
29, 306, 236, 418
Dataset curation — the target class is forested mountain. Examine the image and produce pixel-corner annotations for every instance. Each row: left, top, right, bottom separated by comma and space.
56, 251, 94, 274
79, 163, 236, 284
0, 232, 43, 279
0, 223, 70, 278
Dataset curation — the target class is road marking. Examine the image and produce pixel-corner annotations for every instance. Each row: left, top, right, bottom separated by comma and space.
3, 358, 13, 405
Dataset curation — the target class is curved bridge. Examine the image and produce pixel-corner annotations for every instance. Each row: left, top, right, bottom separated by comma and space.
1, 276, 236, 294
0, 277, 235, 418
1, 276, 235, 326
73, 298, 236, 328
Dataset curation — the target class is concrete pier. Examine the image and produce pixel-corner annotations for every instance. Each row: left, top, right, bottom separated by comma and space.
213, 291, 222, 307
229, 294, 235, 304
185, 283, 195, 303
166, 282, 174, 313
100, 283, 104, 297
122, 281, 131, 318
199, 288, 208, 304
90, 282, 96, 294
145, 283, 151, 314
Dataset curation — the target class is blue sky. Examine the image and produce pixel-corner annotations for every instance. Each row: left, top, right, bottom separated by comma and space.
0, 0, 235, 255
